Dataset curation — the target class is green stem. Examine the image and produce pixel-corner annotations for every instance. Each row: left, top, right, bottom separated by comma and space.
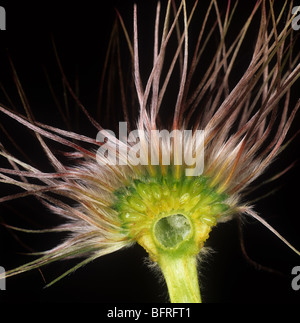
158, 254, 201, 303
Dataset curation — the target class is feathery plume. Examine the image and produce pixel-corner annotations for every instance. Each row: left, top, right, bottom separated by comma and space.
0, 0, 299, 302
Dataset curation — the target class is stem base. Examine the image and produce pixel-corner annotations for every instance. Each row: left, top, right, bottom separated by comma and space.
158, 254, 201, 303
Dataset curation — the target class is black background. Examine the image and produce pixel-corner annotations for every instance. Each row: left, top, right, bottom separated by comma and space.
0, 0, 299, 305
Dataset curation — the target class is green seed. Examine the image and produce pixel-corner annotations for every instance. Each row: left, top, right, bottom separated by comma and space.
179, 193, 190, 205
136, 182, 152, 200
127, 196, 147, 212
200, 215, 217, 226
151, 183, 162, 200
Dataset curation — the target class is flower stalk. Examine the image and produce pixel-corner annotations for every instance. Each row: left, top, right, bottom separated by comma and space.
158, 254, 201, 303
